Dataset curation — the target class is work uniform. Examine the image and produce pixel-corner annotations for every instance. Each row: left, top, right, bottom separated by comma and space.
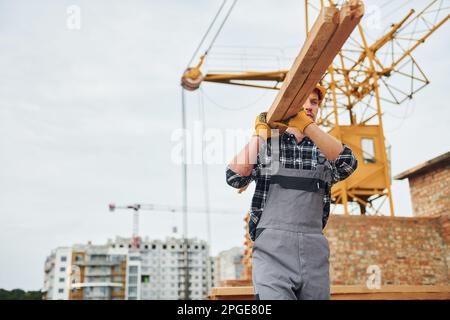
226, 132, 358, 300
252, 164, 332, 300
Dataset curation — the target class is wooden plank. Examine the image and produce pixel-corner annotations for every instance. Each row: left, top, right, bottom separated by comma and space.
283, 0, 364, 119
220, 279, 253, 287
209, 285, 450, 300
266, 1, 364, 123
266, 6, 339, 123
332, 285, 450, 293
210, 286, 254, 299
209, 294, 254, 300
332, 292, 450, 300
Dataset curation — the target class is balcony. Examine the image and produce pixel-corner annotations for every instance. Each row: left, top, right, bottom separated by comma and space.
84, 270, 113, 277
83, 294, 111, 300
44, 261, 55, 273
71, 282, 123, 289
76, 260, 115, 266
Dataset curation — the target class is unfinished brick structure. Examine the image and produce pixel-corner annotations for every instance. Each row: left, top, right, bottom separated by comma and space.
325, 214, 449, 286
395, 151, 450, 217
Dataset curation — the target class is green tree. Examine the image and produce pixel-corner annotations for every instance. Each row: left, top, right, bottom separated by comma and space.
0, 288, 43, 300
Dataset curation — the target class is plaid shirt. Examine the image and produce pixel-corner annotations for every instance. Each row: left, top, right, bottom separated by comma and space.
226, 132, 358, 241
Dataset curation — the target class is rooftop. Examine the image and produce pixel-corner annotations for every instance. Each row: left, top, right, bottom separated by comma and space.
394, 151, 450, 180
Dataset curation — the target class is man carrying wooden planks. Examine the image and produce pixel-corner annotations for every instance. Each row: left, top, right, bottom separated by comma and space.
225, 85, 358, 300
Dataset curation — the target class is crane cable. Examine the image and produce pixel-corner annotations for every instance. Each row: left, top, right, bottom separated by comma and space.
186, 0, 226, 67
198, 88, 214, 295
182, 0, 239, 245
198, 89, 212, 247
204, 0, 238, 56
186, 0, 238, 68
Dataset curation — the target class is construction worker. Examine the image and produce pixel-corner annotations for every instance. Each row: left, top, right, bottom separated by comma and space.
226, 85, 358, 300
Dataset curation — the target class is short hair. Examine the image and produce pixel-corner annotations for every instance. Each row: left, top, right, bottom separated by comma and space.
312, 86, 326, 105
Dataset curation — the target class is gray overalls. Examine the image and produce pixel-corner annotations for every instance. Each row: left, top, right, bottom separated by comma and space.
252, 161, 332, 300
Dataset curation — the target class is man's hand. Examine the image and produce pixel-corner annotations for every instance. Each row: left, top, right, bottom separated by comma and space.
254, 112, 289, 140
286, 110, 314, 133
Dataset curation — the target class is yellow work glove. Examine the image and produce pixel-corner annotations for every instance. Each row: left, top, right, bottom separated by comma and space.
242, 112, 287, 194
286, 110, 314, 133
254, 112, 288, 140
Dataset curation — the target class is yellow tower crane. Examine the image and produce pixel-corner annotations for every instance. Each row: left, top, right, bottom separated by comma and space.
181, 0, 449, 217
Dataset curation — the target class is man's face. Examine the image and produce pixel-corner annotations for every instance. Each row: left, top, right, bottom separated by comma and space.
303, 91, 320, 121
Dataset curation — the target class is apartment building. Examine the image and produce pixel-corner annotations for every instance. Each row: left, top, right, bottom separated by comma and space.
43, 236, 212, 300
213, 246, 244, 287
43, 247, 72, 300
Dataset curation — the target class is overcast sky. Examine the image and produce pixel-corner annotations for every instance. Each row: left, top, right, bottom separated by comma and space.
0, 0, 449, 291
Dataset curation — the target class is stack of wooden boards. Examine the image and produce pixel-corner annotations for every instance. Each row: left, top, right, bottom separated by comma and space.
267, 0, 364, 124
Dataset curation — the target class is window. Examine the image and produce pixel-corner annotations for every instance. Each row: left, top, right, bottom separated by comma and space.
129, 266, 138, 274
141, 275, 150, 284
59, 277, 65, 283
60, 267, 66, 272
60, 256, 67, 262
361, 138, 376, 164
58, 289, 64, 294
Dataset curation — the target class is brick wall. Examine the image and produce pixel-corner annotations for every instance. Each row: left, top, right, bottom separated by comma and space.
324, 213, 449, 286
408, 163, 450, 217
